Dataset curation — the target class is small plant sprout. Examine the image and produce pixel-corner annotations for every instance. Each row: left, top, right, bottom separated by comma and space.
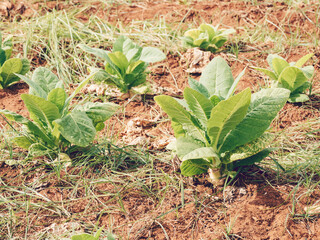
182, 23, 235, 52
155, 57, 290, 185
0, 32, 30, 89
253, 53, 314, 103
79, 35, 166, 94
0, 67, 119, 158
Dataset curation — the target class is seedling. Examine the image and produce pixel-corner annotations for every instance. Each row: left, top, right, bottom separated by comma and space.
0, 32, 30, 89
79, 35, 166, 94
155, 57, 290, 184
182, 23, 235, 52
0, 67, 119, 158
253, 53, 314, 103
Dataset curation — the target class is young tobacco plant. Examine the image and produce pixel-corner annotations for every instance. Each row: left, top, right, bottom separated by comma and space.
0, 32, 30, 89
0, 67, 119, 158
79, 35, 166, 94
182, 23, 235, 52
253, 53, 314, 103
155, 57, 290, 184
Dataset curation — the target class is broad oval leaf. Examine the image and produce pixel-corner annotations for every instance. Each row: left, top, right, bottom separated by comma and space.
140, 47, 166, 63
47, 88, 67, 112
182, 147, 218, 162
199, 56, 234, 99
181, 159, 211, 177
0, 58, 22, 87
73, 102, 119, 125
30, 67, 63, 98
232, 148, 273, 168
208, 88, 251, 148
272, 57, 289, 77
188, 77, 210, 98
21, 94, 61, 129
278, 66, 308, 92
294, 53, 313, 68
176, 136, 204, 158
219, 88, 290, 154
54, 111, 96, 147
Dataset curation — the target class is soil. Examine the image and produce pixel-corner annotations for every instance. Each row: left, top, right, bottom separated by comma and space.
1, 0, 320, 239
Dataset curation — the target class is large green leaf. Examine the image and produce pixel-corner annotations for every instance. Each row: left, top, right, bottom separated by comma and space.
17, 74, 47, 99
278, 66, 308, 92
73, 102, 119, 125
54, 111, 96, 147
176, 136, 204, 158
184, 87, 213, 128
229, 133, 274, 162
219, 88, 290, 153
20, 59, 30, 75
272, 57, 289, 77
267, 54, 285, 72
21, 94, 61, 130
29, 67, 63, 98
301, 65, 314, 79
182, 147, 219, 162
140, 47, 166, 63
199, 56, 234, 99
155, 95, 206, 142
288, 93, 309, 103
207, 88, 251, 148
181, 159, 211, 177
232, 148, 273, 168
188, 77, 210, 98
47, 88, 67, 112
0, 58, 22, 87
108, 51, 129, 75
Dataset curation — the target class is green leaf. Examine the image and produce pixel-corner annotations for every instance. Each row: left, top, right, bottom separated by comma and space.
288, 93, 309, 103
17, 74, 48, 99
232, 148, 273, 168
171, 120, 185, 138
272, 57, 289, 77
108, 51, 129, 75
181, 159, 211, 177
188, 77, 210, 98
140, 47, 166, 63
301, 65, 314, 79
54, 111, 96, 147
0, 109, 55, 145
219, 88, 290, 153
182, 147, 218, 161
199, 56, 234, 99
20, 59, 30, 75
21, 94, 61, 130
229, 133, 274, 162
294, 53, 313, 68
73, 102, 118, 125
176, 136, 204, 158
29, 67, 63, 98
47, 88, 67, 112
155, 95, 206, 142
0, 49, 6, 66
184, 87, 214, 128
0, 58, 22, 87
13, 136, 33, 149
199, 24, 217, 40
278, 66, 308, 92
267, 54, 284, 72
252, 67, 277, 80
208, 88, 251, 148
78, 44, 110, 62
184, 29, 201, 40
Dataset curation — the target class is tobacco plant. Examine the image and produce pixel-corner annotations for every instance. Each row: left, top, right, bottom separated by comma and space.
79, 36, 166, 93
253, 53, 314, 103
0, 67, 119, 158
0, 32, 30, 89
155, 57, 290, 184
182, 23, 235, 52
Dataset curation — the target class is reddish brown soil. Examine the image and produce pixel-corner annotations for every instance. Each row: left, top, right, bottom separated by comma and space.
1, 1, 320, 239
